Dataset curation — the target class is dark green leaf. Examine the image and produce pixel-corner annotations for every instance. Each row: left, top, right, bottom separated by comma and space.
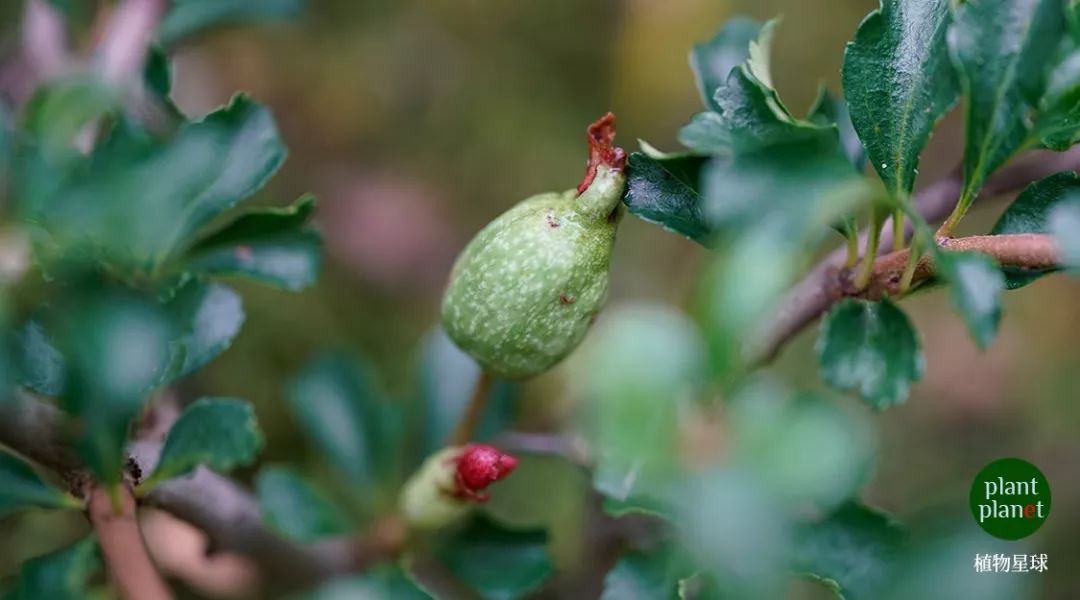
841, 0, 958, 202
183, 195, 322, 290
0, 451, 75, 516
601, 543, 694, 600
300, 567, 429, 600
256, 466, 352, 542
1050, 198, 1080, 269
288, 352, 389, 488
59, 291, 174, 484
417, 328, 516, 458
144, 397, 263, 488
12, 537, 100, 600
950, 0, 1065, 204
163, 280, 245, 380
437, 516, 553, 600
1034, 44, 1080, 150
160, 0, 305, 47
623, 152, 712, 246
934, 250, 1004, 350
808, 86, 866, 172
690, 17, 762, 112
991, 171, 1080, 287
792, 503, 904, 600
15, 321, 65, 397
816, 299, 924, 410
677, 112, 732, 154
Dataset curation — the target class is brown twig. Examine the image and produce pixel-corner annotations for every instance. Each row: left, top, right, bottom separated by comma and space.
86, 484, 173, 600
747, 146, 1080, 366
450, 371, 493, 446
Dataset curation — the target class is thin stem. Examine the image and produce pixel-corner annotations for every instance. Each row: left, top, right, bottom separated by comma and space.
937, 188, 973, 238
892, 208, 905, 252
86, 484, 172, 600
451, 371, 493, 446
854, 208, 886, 290
843, 220, 859, 269
899, 242, 921, 293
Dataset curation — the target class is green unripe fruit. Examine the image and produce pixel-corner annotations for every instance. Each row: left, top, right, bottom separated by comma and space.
441, 114, 628, 379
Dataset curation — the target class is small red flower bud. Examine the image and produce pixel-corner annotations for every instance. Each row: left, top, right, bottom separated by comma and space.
453, 444, 519, 503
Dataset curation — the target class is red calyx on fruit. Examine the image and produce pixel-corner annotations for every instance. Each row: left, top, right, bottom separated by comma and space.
452, 444, 519, 503
577, 112, 627, 194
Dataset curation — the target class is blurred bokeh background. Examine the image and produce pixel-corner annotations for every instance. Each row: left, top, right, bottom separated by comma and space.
0, 0, 1078, 598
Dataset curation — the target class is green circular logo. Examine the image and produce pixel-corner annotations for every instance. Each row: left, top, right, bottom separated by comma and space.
970, 458, 1051, 540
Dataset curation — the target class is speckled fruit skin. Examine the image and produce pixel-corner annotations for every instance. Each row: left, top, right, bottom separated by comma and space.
441, 164, 626, 379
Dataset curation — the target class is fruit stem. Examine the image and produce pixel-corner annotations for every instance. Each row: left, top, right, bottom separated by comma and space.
451, 371, 493, 446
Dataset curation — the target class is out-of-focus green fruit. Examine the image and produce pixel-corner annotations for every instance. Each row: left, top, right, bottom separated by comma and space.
441, 114, 627, 379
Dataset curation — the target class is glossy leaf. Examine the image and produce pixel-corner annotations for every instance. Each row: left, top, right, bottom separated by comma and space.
0, 451, 75, 516
934, 250, 1004, 350
842, 0, 958, 201
14, 321, 65, 397
417, 328, 516, 457
991, 171, 1080, 287
11, 537, 100, 600
144, 398, 264, 488
184, 195, 322, 291
163, 280, 245, 380
1034, 43, 1080, 150
301, 568, 429, 600
256, 466, 352, 542
1050, 199, 1080, 269
160, 0, 305, 47
601, 543, 694, 600
690, 17, 762, 112
623, 152, 711, 246
950, 0, 1065, 203
437, 516, 554, 600
792, 503, 904, 600
817, 299, 924, 410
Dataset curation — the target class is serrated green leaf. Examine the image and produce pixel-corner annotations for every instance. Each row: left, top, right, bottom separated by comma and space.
817, 299, 924, 410
690, 17, 762, 112
183, 195, 322, 291
950, 0, 1065, 208
841, 0, 958, 202
417, 327, 516, 458
808, 86, 866, 172
59, 291, 174, 484
14, 320, 65, 397
791, 502, 904, 600
162, 279, 245, 380
0, 451, 75, 516
990, 171, 1080, 287
1049, 198, 1080, 269
934, 250, 1004, 350
160, 0, 305, 47
623, 152, 712, 246
601, 543, 695, 600
256, 466, 352, 542
437, 516, 553, 600
288, 352, 392, 488
144, 397, 263, 488
12, 537, 100, 600
298, 567, 429, 600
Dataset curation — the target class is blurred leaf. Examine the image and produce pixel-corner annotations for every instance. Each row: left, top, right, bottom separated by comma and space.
727, 381, 874, 509
288, 352, 391, 488
0, 451, 75, 516
160, 0, 305, 47
623, 152, 712, 246
690, 17, 762, 112
143, 397, 263, 489
23, 78, 117, 163
677, 112, 731, 155
1034, 44, 1080, 150
933, 251, 1004, 350
59, 291, 173, 484
417, 328, 515, 458
990, 171, 1080, 287
256, 466, 352, 542
601, 543, 694, 600
816, 299, 923, 410
1050, 198, 1080, 270
14, 320, 65, 397
183, 195, 322, 291
163, 280, 244, 381
437, 516, 553, 600
298, 567, 429, 600
12, 537, 100, 600
807, 86, 866, 172
792, 503, 904, 600
950, 0, 1065, 205
143, 46, 185, 122
841, 0, 958, 202
578, 304, 705, 508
